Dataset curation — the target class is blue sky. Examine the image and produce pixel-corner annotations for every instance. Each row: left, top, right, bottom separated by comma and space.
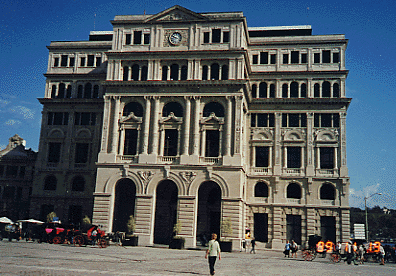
1, 0, 395, 209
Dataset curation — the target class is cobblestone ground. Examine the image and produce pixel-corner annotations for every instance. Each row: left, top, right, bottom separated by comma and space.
1, 241, 396, 276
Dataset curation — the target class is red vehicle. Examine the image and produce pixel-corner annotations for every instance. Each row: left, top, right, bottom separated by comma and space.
73, 225, 108, 248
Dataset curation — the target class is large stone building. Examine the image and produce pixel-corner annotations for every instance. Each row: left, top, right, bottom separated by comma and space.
32, 6, 351, 249
0, 134, 37, 220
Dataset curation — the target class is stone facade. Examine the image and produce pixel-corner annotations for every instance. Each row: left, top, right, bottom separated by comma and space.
0, 134, 37, 220
34, 5, 351, 248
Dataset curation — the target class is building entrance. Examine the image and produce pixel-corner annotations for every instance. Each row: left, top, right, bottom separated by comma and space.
254, 213, 268, 242
153, 180, 178, 245
196, 181, 221, 244
321, 216, 336, 242
112, 178, 136, 232
286, 215, 302, 245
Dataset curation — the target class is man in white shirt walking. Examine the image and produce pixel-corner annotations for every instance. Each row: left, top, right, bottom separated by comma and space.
205, 233, 221, 275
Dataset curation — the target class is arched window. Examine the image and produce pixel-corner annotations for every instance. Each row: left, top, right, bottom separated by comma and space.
203, 102, 224, 117
84, 83, 92, 99
72, 176, 85, 192
162, 66, 168, 80
252, 84, 257, 98
301, 83, 307, 98
58, 83, 65, 98
181, 66, 188, 80
123, 66, 129, 81
320, 183, 335, 200
255, 182, 268, 197
322, 81, 331, 97
259, 82, 267, 98
141, 66, 148, 81
93, 85, 99, 98
221, 65, 228, 80
287, 183, 301, 199
314, 83, 320, 98
123, 102, 143, 117
44, 175, 57, 191
132, 64, 139, 81
163, 102, 183, 117
282, 83, 288, 98
333, 83, 339, 98
290, 82, 299, 98
77, 85, 83, 98
51, 85, 57, 98
202, 65, 208, 80
270, 84, 276, 98
170, 64, 179, 80
210, 63, 219, 80
66, 85, 72, 98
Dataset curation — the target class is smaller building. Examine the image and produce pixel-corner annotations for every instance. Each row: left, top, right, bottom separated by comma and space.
0, 134, 37, 220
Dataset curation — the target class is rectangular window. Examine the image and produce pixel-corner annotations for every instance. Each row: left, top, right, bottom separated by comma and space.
144, 33, 150, 44
291, 51, 299, 64
251, 114, 275, 127
270, 54, 276, 64
255, 147, 269, 167
164, 129, 178, 156
75, 143, 89, 163
282, 114, 306, 127
6, 166, 18, 178
203, 32, 210, 43
301, 53, 307, 64
80, 57, 86, 67
252, 55, 258, 65
16, 187, 23, 200
283, 54, 289, 64
68, 205, 82, 226
320, 148, 334, 169
3, 186, 15, 199
223, 31, 229, 43
333, 114, 340, 127
54, 57, 59, 67
321, 114, 332, 127
124, 129, 138, 155
322, 50, 331, 63
212, 29, 221, 43
47, 112, 69, 125
61, 55, 68, 67
260, 52, 268, 64
287, 147, 301, 168
205, 130, 219, 157
133, 31, 142, 44
333, 52, 340, 63
87, 55, 94, 67
314, 113, 339, 127
96, 57, 101, 67
48, 142, 61, 163
69, 57, 75, 67
74, 112, 96, 126
125, 33, 131, 45
314, 53, 320, 63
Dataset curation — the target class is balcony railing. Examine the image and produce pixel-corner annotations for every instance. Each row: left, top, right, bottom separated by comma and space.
286, 198, 301, 204
321, 200, 335, 206
117, 155, 138, 163
283, 168, 302, 174
159, 156, 179, 164
199, 157, 222, 165
251, 167, 272, 175
316, 168, 338, 176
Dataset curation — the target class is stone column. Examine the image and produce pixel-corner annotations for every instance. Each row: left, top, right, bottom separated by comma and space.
192, 97, 201, 162
224, 96, 232, 156
339, 111, 348, 176
306, 113, 314, 176
142, 97, 151, 155
183, 97, 191, 155
150, 97, 160, 157
273, 113, 282, 175
111, 96, 121, 154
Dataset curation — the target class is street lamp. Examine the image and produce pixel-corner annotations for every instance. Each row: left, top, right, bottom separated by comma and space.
364, 192, 382, 241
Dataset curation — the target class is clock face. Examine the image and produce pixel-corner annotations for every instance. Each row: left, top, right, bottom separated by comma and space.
169, 32, 182, 45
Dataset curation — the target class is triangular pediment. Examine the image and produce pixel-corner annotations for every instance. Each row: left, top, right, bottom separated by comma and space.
120, 112, 142, 124
145, 5, 207, 23
160, 112, 182, 123
201, 113, 224, 124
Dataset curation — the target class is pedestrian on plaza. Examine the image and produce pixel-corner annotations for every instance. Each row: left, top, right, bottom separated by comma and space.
346, 241, 358, 265
284, 240, 291, 257
291, 240, 298, 258
205, 233, 221, 276
379, 244, 385, 265
358, 244, 365, 264
91, 227, 98, 246
336, 241, 342, 253
250, 237, 256, 254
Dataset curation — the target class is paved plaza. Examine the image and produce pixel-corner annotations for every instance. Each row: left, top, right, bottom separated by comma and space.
1, 241, 396, 276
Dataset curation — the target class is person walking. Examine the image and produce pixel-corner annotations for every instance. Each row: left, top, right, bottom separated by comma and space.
291, 240, 298, 258
379, 244, 385, 265
250, 237, 256, 254
205, 233, 221, 275
284, 240, 291, 257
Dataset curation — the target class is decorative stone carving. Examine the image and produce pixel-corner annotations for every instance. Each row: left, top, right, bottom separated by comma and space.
179, 171, 197, 184
137, 171, 154, 185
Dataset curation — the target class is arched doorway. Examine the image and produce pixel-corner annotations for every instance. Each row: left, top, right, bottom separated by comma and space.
153, 180, 178, 245
112, 178, 136, 232
196, 181, 221, 244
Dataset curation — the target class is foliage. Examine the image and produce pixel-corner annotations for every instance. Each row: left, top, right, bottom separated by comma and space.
46, 212, 57, 223
127, 215, 136, 234
350, 206, 396, 241
82, 215, 91, 225
173, 220, 182, 236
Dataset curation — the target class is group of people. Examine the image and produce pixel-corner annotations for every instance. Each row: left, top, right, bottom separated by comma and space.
284, 240, 299, 258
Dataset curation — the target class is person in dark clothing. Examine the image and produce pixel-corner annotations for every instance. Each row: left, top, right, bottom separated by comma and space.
250, 238, 256, 254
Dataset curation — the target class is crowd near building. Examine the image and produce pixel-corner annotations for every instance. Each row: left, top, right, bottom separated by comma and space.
7, 6, 352, 249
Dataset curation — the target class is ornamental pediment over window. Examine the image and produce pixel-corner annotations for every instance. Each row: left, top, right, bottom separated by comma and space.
145, 5, 207, 23
120, 112, 143, 124
251, 129, 273, 141
200, 113, 224, 124
282, 129, 305, 141
159, 112, 182, 124
314, 129, 339, 142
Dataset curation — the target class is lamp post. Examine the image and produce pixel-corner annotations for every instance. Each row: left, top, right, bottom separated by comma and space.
364, 192, 382, 241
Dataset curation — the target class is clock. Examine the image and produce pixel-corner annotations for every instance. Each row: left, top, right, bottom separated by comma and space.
169, 32, 182, 45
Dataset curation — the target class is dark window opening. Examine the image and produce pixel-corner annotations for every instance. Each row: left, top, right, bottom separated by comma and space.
87, 55, 94, 67
210, 63, 219, 80
80, 57, 86, 67
202, 65, 208, 80
133, 31, 142, 44
72, 176, 85, 192
314, 53, 320, 63
51, 85, 56, 98
58, 83, 65, 98
69, 57, 75, 67
255, 147, 269, 167
125, 34, 131, 45
61, 55, 68, 67
301, 53, 307, 64
314, 83, 320, 98
320, 148, 334, 169
287, 215, 301, 245
144, 33, 150, 44
54, 57, 59, 67
282, 84, 288, 98
212, 29, 221, 43
84, 83, 92, 98
66, 85, 72, 98
252, 55, 258, 64
203, 32, 210, 43
203, 102, 224, 117
322, 81, 331, 97
322, 50, 331, 63
47, 143, 62, 162
221, 65, 228, 80
170, 64, 179, 80
252, 84, 257, 98
68, 205, 82, 225
141, 66, 148, 81
75, 143, 89, 164
77, 85, 83, 98
287, 147, 301, 168
260, 52, 268, 64
333, 53, 340, 63
321, 113, 332, 127
93, 85, 99, 98
320, 183, 335, 200
254, 213, 268, 242
124, 129, 138, 155
123, 102, 143, 117
290, 82, 298, 98
163, 102, 183, 117
132, 64, 139, 81
223, 31, 229, 43
205, 130, 220, 157
283, 54, 289, 64
164, 129, 178, 156
259, 82, 267, 98
291, 51, 299, 64
255, 182, 268, 197
162, 66, 168, 80
333, 83, 340, 98
287, 183, 301, 199
270, 54, 276, 64
44, 175, 57, 191
301, 84, 307, 98
181, 66, 188, 80
96, 57, 101, 67
270, 84, 275, 98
